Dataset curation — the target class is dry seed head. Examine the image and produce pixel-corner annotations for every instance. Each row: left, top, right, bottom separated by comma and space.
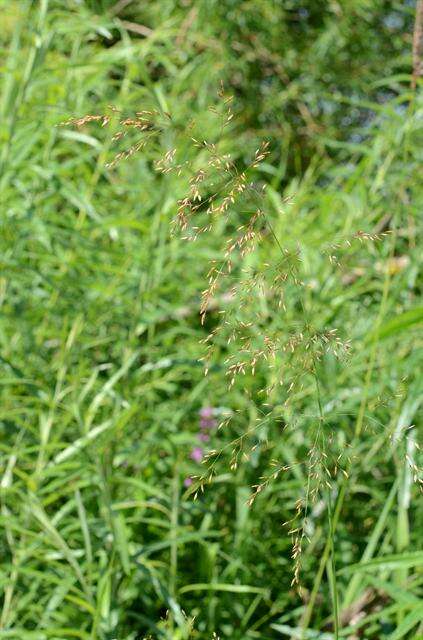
64, 90, 390, 590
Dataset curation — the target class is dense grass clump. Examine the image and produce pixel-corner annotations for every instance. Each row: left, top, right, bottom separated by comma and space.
0, 1, 422, 639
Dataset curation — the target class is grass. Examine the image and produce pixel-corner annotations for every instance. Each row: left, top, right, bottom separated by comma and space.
0, 1, 422, 639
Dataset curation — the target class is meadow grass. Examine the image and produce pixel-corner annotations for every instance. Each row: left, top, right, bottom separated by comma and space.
0, 1, 422, 639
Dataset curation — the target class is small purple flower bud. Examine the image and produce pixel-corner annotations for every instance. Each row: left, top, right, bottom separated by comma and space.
199, 406, 213, 419
200, 417, 217, 430
198, 433, 210, 442
190, 447, 204, 463
184, 477, 193, 487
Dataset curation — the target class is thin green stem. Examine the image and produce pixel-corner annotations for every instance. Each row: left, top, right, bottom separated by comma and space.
327, 488, 339, 639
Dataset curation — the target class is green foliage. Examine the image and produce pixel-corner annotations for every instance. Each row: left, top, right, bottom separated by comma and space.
0, 1, 422, 639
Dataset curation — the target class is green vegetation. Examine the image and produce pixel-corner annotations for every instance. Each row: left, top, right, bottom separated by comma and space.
0, 1, 422, 639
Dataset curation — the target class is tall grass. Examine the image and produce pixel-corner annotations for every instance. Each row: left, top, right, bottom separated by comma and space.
0, 1, 422, 639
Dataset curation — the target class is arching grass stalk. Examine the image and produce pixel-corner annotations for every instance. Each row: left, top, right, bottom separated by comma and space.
64, 96, 396, 636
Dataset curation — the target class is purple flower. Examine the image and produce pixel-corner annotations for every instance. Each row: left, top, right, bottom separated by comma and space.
190, 447, 204, 463
200, 417, 217, 430
199, 406, 217, 430
184, 407, 218, 484
199, 406, 214, 419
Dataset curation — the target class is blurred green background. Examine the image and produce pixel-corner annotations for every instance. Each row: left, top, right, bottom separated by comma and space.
0, 1, 422, 639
